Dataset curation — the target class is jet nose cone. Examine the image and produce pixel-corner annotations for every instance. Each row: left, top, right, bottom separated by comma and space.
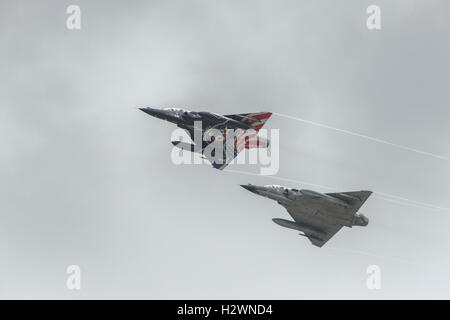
139, 107, 152, 115
139, 107, 168, 119
240, 184, 257, 193
139, 107, 156, 115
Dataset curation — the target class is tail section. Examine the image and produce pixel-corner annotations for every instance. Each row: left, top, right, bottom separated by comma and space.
224, 112, 272, 131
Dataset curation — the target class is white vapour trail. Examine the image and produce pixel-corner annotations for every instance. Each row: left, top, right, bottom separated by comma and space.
373, 191, 450, 212
370, 194, 441, 211
225, 169, 333, 190
224, 169, 450, 213
274, 112, 450, 162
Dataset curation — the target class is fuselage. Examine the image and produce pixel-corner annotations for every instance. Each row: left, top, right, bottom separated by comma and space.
240, 184, 369, 227
139, 107, 270, 149
139, 107, 252, 131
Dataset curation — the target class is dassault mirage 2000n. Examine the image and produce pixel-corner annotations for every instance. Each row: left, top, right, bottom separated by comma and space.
240, 184, 371, 247
139, 107, 272, 170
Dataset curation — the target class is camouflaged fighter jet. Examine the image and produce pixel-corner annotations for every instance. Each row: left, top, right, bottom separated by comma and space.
241, 184, 371, 247
139, 107, 272, 170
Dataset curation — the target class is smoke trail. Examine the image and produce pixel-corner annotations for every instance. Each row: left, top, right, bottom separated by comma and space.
224, 169, 450, 213
274, 112, 450, 162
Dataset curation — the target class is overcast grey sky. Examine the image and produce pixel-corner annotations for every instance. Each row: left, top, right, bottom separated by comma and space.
1, 0, 450, 299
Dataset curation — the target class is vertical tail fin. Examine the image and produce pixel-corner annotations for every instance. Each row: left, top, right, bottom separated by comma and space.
224, 112, 272, 131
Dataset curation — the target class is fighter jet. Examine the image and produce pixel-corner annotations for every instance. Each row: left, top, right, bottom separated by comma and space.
240, 184, 371, 247
139, 107, 272, 170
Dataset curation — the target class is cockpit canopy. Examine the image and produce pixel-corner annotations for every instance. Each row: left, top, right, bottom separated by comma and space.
163, 108, 202, 119
265, 185, 300, 196
163, 107, 189, 115
265, 184, 285, 192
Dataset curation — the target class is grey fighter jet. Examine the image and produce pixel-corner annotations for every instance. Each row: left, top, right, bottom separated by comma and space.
241, 184, 371, 247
